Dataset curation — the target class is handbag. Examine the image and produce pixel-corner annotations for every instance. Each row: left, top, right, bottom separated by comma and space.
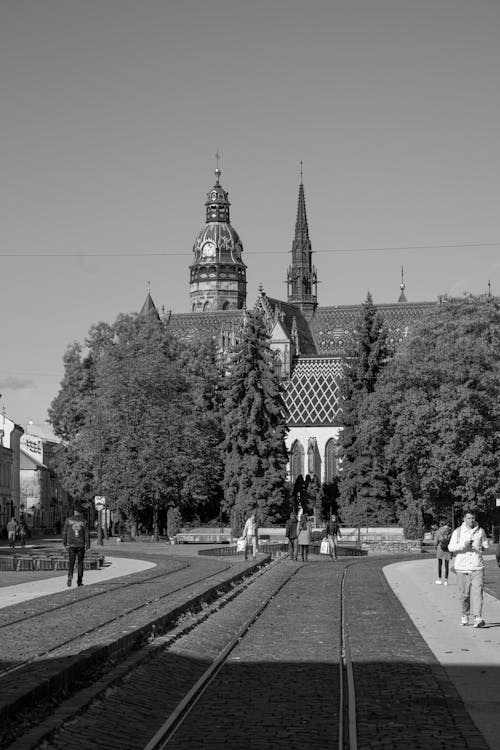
236, 538, 246, 553
320, 538, 330, 555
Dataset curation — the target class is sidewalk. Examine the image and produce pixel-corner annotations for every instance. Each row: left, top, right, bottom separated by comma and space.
384, 555, 500, 750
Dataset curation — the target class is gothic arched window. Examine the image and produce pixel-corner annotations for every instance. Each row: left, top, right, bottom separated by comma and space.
290, 440, 304, 484
325, 438, 339, 483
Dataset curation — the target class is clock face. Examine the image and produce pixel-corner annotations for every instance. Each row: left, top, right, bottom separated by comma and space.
202, 241, 216, 259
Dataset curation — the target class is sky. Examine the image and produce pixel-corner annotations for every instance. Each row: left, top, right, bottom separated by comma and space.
1, 0, 500, 427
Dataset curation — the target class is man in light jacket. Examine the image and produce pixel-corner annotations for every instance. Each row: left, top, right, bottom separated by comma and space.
448, 510, 489, 628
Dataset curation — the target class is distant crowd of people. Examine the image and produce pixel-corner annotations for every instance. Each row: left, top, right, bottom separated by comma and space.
5, 516, 29, 548
238, 509, 342, 563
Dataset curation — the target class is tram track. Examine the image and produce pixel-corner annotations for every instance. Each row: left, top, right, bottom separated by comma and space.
5, 554, 489, 750
144, 559, 361, 750
0, 562, 191, 630
0, 563, 234, 681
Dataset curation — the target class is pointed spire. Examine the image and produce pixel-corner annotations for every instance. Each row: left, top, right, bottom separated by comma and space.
139, 284, 160, 320
287, 170, 317, 319
398, 266, 407, 303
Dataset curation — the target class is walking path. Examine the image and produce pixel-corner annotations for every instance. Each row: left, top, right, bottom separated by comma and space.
385, 555, 500, 750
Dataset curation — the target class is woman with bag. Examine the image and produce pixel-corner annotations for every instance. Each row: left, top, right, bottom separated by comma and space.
434, 520, 452, 585
298, 514, 312, 562
325, 513, 341, 561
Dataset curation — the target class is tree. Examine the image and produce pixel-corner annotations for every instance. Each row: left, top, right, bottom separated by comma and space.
364, 295, 500, 528
50, 313, 221, 535
337, 292, 392, 524
221, 311, 289, 533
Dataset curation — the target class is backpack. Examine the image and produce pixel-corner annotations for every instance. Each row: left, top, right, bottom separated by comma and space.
440, 537, 449, 551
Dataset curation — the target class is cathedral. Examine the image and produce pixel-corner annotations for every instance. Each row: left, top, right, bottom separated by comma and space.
142, 167, 436, 485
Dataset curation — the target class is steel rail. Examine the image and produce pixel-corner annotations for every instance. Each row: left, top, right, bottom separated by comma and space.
0, 564, 233, 680
0, 563, 191, 630
142, 563, 302, 750
339, 564, 358, 750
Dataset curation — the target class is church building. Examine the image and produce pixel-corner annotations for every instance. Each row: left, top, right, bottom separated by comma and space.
144, 167, 436, 486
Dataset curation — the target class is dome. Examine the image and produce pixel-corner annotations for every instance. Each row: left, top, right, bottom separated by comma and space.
192, 222, 244, 265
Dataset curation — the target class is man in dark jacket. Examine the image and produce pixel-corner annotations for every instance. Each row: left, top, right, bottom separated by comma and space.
62, 508, 90, 587
285, 511, 298, 561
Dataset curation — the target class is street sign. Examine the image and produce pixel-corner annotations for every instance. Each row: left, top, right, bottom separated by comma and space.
94, 495, 106, 511
496, 498, 500, 508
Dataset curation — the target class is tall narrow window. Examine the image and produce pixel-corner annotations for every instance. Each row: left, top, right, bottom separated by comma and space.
290, 440, 304, 484
325, 438, 338, 482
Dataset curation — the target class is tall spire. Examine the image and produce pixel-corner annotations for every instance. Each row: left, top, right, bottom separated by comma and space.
398, 266, 407, 303
286, 167, 318, 319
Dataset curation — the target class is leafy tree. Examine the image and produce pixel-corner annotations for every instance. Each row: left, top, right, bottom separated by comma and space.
221, 311, 289, 532
337, 292, 392, 524
50, 313, 223, 536
364, 295, 500, 527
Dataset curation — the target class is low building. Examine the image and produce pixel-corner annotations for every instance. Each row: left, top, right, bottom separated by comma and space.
0, 413, 24, 531
20, 423, 70, 533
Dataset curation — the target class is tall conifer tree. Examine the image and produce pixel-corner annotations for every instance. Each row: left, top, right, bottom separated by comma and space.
222, 311, 289, 532
337, 292, 392, 524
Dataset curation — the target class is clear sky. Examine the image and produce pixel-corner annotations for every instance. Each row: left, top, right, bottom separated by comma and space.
1, 0, 499, 427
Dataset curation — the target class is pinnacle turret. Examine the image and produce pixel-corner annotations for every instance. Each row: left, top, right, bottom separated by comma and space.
286, 170, 318, 319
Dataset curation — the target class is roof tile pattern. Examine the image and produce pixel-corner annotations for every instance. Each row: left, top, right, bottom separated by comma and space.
310, 301, 436, 355
284, 358, 344, 426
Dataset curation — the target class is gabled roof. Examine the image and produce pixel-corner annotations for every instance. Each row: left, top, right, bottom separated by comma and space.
264, 297, 318, 355
284, 357, 344, 426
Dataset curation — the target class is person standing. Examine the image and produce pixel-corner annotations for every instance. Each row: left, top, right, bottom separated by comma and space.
325, 513, 341, 561
241, 509, 258, 560
62, 508, 90, 587
448, 510, 489, 627
18, 520, 27, 548
7, 517, 18, 549
285, 510, 298, 561
434, 520, 452, 585
298, 514, 312, 562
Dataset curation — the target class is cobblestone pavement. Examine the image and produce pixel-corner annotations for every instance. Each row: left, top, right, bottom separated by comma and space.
0, 551, 262, 744
29, 556, 494, 750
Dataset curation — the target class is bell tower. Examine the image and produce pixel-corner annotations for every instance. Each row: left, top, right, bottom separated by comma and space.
286, 166, 318, 320
190, 168, 247, 312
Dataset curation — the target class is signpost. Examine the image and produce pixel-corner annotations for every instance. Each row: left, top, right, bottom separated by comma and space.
94, 496, 106, 545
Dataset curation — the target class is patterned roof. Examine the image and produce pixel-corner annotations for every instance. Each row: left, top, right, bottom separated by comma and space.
309, 301, 437, 355
166, 310, 244, 343
284, 358, 344, 427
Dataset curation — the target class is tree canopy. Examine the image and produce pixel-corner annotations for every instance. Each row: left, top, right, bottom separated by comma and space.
49, 314, 225, 531
355, 295, 500, 530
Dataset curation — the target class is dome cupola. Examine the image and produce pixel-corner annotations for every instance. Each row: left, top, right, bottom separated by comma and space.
190, 169, 247, 312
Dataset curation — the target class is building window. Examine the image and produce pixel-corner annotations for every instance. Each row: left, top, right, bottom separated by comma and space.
325, 438, 339, 482
290, 440, 304, 484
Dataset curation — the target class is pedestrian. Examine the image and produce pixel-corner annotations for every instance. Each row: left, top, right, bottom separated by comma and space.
7, 516, 18, 549
62, 507, 90, 587
285, 510, 298, 561
448, 509, 489, 627
434, 519, 452, 585
298, 513, 312, 562
325, 513, 342, 560
496, 540, 500, 568
18, 520, 27, 548
241, 509, 258, 560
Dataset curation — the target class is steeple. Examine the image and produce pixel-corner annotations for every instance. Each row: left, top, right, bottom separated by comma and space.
286, 166, 318, 319
139, 282, 161, 320
398, 267, 407, 303
189, 166, 247, 312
